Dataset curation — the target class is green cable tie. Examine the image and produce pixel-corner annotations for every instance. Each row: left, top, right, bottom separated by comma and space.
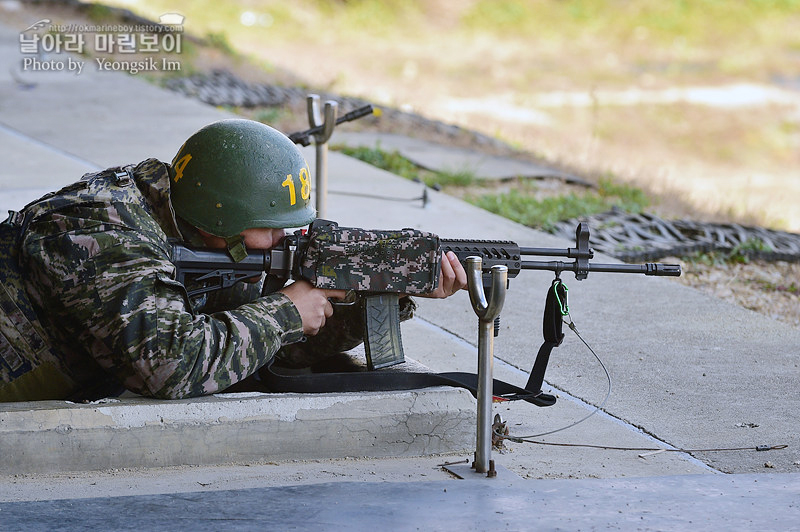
554, 280, 569, 316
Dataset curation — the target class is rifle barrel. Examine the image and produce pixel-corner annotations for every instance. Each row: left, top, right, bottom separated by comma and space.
520, 246, 594, 259
521, 260, 681, 276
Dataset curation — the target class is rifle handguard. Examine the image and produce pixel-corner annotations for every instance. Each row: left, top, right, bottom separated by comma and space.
298, 219, 441, 294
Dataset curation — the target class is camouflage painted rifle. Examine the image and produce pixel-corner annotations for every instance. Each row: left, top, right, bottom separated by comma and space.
171, 219, 680, 374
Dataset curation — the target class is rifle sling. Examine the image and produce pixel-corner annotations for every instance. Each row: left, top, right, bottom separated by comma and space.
261, 281, 567, 409
524, 279, 566, 399
262, 360, 556, 407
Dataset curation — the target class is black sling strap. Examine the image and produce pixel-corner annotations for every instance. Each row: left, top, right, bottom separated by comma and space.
262, 280, 566, 408
262, 359, 556, 407
524, 279, 567, 404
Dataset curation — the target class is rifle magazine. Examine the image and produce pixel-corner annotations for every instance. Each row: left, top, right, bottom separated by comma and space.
362, 294, 405, 370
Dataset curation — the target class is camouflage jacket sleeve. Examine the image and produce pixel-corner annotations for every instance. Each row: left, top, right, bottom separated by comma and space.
196, 280, 368, 369
23, 227, 305, 398
194, 279, 417, 370
20, 168, 305, 399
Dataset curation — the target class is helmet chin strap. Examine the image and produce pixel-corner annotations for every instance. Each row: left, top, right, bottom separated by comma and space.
225, 235, 247, 262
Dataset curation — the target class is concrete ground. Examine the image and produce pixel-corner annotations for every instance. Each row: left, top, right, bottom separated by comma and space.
1, 14, 799, 530
332, 130, 592, 185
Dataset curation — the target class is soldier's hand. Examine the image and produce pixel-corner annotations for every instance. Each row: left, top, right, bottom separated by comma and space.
280, 280, 346, 335
420, 251, 467, 299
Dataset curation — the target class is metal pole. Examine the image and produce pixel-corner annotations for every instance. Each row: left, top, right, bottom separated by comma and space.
315, 140, 328, 219
465, 257, 507, 475
476, 313, 495, 473
306, 95, 337, 220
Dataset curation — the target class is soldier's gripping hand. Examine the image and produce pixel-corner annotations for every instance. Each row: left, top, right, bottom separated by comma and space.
280, 280, 346, 335
420, 251, 467, 299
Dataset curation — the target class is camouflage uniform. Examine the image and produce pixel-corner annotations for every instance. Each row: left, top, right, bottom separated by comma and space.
15, 159, 376, 400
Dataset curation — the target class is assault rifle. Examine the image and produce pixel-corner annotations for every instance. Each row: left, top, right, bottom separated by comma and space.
171, 219, 680, 401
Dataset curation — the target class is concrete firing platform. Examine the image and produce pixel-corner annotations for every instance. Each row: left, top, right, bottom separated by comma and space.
0, 386, 475, 475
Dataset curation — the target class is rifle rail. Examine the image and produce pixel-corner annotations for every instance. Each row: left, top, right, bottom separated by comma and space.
442, 224, 681, 281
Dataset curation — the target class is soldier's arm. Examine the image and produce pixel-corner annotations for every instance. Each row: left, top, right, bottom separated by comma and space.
272, 295, 416, 369
22, 228, 305, 399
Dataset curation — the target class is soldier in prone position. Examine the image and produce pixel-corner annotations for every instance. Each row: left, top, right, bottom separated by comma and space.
0, 119, 466, 402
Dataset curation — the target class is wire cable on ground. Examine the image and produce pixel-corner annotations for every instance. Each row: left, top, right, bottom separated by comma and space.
497, 313, 789, 456
502, 313, 611, 440
502, 438, 787, 456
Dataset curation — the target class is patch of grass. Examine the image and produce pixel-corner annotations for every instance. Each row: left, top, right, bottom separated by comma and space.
470, 177, 649, 232
428, 168, 476, 188
85, 3, 114, 22
206, 31, 236, 56
596, 177, 650, 211
761, 281, 799, 294
333, 145, 421, 180
682, 250, 726, 267
471, 192, 603, 232
336, 144, 650, 231
729, 238, 774, 264
253, 107, 289, 126
332, 144, 477, 188
751, 275, 799, 294
682, 238, 775, 266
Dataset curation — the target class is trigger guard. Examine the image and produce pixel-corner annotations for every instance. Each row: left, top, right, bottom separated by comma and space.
331, 290, 357, 306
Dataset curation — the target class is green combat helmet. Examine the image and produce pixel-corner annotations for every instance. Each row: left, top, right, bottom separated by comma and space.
170, 119, 315, 261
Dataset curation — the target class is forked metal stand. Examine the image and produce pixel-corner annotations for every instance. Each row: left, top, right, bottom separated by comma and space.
306, 94, 338, 220
465, 256, 508, 476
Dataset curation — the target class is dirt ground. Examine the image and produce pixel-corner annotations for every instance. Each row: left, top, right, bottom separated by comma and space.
668, 258, 800, 329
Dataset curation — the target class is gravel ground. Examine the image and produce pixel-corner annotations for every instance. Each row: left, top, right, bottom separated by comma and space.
668, 258, 799, 329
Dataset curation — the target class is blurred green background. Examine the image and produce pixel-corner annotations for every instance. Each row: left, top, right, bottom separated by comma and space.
103, 0, 800, 230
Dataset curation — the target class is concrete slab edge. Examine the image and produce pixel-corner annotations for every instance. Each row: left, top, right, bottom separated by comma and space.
0, 388, 477, 474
